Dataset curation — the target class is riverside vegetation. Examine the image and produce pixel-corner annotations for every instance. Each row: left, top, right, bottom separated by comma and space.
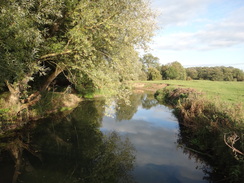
0, 0, 156, 131
1, 1, 244, 182
153, 80, 244, 182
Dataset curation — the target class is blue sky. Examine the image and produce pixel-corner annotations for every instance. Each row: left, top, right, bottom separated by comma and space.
149, 0, 244, 70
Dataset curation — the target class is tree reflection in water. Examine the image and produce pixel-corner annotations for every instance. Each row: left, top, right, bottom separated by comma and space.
0, 99, 136, 183
115, 93, 158, 121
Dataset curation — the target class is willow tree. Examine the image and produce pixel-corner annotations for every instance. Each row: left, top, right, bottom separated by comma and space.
0, 0, 156, 110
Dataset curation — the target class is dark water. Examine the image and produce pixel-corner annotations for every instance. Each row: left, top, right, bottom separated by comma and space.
0, 93, 210, 183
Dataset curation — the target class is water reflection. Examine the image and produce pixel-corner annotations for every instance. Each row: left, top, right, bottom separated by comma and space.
0, 99, 135, 183
1, 93, 218, 183
103, 93, 208, 183
115, 94, 158, 121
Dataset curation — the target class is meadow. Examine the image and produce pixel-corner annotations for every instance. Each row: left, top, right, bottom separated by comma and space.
138, 80, 244, 105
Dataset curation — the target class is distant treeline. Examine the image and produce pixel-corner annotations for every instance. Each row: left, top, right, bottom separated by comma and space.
139, 54, 244, 81
186, 66, 244, 81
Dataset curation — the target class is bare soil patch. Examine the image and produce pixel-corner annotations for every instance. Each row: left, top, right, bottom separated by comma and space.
132, 82, 168, 93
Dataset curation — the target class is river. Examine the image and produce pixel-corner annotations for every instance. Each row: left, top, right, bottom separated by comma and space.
0, 93, 211, 183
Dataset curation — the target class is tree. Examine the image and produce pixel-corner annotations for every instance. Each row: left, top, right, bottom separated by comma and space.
208, 67, 224, 81
116, 94, 143, 121
222, 67, 234, 81
0, 0, 156, 112
147, 67, 162, 80
161, 61, 186, 80
186, 68, 198, 80
185, 66, 244, 81
1, 99, 136, 183
233, 68, 244, 81
140, 53, 160, 72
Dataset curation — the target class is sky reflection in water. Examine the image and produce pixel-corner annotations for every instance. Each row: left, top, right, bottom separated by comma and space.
101, 101, 208, 183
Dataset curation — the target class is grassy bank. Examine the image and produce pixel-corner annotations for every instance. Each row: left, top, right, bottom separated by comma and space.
135, 80, 244, 105
155, 86, 244, 182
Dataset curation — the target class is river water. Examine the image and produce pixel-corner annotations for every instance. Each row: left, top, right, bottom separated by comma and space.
0, 93, 210, 183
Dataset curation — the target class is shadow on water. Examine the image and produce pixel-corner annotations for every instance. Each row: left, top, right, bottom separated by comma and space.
0, 93, 235, 183
177, 123, 244, 183
0, 99, 135, 183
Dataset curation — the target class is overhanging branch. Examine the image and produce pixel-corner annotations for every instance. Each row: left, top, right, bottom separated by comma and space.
40, 50, 73, 60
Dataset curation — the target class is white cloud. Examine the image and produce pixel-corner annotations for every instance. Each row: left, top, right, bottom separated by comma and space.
151, 32, 198, 51
147, 1, 244, 69
152, 0, 214, 27
102, 115, 207, 183
151, 6, 244, 51
199, 7, 244, 49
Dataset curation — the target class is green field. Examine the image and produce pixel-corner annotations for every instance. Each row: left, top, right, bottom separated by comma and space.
139, 80, 244, 105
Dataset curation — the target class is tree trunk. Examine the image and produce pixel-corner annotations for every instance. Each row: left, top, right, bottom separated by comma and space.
5, 81, 21, 111
4, 66, 64, 116
40, 66, 64, 92
23, 66, 64, 109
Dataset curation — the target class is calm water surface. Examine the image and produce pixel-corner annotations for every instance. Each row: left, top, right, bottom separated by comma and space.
101, 94, 208, 183
0, 93, 210, 183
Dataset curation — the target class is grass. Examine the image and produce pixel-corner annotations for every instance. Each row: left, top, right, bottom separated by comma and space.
154, 86, 244, 182
136, 80, 244, 105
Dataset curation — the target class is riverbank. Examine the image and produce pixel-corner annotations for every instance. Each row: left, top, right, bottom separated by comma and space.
0, 92, 81, 132
1, 81, 243, 182
154, 86, 244, 182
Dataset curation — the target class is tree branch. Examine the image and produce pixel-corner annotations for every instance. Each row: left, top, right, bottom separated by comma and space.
40, 50, 73, 60
224, 133, 244, 156
40, 66, 64, 92
5, 80, 19, 95
84, 12, 118, 30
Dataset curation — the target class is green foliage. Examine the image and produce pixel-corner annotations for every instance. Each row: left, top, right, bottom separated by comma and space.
0, 0, 63, 86
32, 92, 80, 117
59, 107, 72, 112
138, 71, 148, 81
186, 66, 244, 81
0, 108, 10, 122
140, 53, 160, 71
34, 99, 135, 182
0, 99, 136, 182
186, 68, 199, 80
161, 61, 186, 80
147, 67, 161, 80
116, 94, 143, 121
0, 0, 156, 97
139, 53, 161, 81
146, 80, 244, 106
83, 93, 94, 99
155, 87, 201, 106
155, 86, 244, 182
